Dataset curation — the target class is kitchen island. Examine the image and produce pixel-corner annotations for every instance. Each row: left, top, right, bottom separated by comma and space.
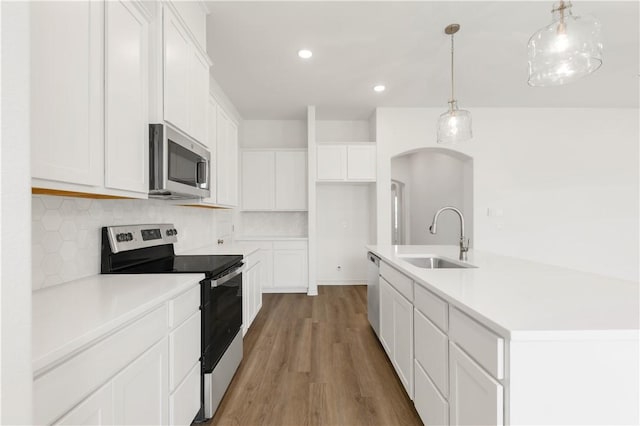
367, 245, 639, 425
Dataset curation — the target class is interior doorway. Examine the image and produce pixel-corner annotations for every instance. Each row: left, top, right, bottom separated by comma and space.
390, 148, 473, 245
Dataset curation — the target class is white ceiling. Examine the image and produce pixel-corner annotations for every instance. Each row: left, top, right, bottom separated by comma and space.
205, 1, 639, 120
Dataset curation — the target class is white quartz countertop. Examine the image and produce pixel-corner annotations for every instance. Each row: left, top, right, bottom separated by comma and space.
32, 273, 203, 374
178, 242, 260, 257
367, 245, 639, 340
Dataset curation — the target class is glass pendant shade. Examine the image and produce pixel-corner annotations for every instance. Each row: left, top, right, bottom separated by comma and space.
528, 1, 603, 87
437, 101, 472, 144
437, 24, 472, 145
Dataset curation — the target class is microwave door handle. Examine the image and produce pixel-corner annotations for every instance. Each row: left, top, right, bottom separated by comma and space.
196, 161, 208, 187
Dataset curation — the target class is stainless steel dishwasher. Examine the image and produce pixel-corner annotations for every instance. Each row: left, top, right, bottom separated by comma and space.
367, 252, 381, 337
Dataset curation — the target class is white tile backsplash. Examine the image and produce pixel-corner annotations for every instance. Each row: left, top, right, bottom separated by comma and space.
239, 212, 307, 237
32, 195, 229, 290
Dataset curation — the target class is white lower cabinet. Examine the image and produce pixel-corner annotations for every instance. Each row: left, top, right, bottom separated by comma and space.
55, 383, 113, 426
113, 338, 169, 425
414, 360, 449, 426
169, 363, 201, 426
449, 342, 504, 426
273, 241, 308, 291
35, 284, 201, 426
243, 253, 263, 335
238, 240, 308, 293
379, 277, 413, 399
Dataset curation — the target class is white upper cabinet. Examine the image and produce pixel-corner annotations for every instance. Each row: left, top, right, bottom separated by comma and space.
163, 6, 190, 133
241, 150, 307, 211
347, 145, 376, 180
189, 49, 209, 145
31, 1, 103, 188
216, 106, 238, 207
317, 143, 376, 182
317, 145, 347, 180
242, 151, 275, 210
104, 0, 149, 195
275, 151, 307, 210
162, 4, 210, 145
202, 96, 218, 204
31, 0, 150, 198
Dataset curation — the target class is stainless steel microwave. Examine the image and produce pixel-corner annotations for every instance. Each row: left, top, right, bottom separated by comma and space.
149, 123, 210, 199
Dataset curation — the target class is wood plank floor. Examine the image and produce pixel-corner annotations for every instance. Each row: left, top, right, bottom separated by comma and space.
207, 286, 422, 426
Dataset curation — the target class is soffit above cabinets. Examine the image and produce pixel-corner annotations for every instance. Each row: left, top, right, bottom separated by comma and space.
205, 1, 639, 120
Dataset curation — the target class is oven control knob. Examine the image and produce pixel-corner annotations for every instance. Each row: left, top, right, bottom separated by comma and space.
173, 229, 178, 235
126, 233, 133, 241
166, 229, 173, 236
116, 233, 125, 242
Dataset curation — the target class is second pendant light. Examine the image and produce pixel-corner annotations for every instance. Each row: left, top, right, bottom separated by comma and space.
437, 23, 472, 145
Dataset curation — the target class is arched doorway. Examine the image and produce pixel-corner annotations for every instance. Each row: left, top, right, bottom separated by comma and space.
390, 148, 473, 245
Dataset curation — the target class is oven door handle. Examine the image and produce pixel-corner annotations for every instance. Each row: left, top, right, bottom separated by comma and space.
210, 262, 245, 288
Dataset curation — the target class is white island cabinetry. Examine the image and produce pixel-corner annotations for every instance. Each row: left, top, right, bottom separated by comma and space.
370, 245, 639, 426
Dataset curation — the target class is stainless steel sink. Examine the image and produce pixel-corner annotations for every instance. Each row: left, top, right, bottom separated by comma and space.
400, 256, 476, 269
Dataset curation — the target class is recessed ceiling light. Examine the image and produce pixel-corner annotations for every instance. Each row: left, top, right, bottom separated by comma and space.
373, 85, 386, 92
298, 49, 313, 59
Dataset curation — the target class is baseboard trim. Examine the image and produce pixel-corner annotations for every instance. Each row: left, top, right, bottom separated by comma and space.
317, 280, 366, 286
262, 287, 308, 294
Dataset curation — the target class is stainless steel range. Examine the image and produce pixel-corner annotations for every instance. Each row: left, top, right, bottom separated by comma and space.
100, 223, 244, 422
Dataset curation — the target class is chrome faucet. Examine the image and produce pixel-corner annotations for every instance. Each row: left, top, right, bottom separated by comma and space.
429, 206, 470, 261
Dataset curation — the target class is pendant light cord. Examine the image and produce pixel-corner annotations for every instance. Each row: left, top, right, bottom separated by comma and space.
450, 33, 455, 104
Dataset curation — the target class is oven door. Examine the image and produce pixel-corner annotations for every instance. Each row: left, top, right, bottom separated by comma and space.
201, 265, 243, 373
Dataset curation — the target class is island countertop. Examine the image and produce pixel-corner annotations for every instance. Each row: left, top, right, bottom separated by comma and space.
367, 245, 639, 340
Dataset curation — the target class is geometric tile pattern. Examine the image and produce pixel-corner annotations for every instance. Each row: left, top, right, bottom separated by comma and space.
239, 211, 308, 237
32, 195, 228, 290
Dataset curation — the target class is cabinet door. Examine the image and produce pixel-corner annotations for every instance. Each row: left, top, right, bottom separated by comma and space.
56, 383, 114, 426
113, 338, 169, 425
393, 290, 414, 399
414, 360, 448, 426
203, 96, 218, 204
273, 248, 307, 290
253, 262, 263, 318
31, 0, 103, 186
242, 151, 275, 210
347, 145, 376, 181
242, 262, 257, 334
163, 7, 190, 133
317, 145, 347, 180
379, 277, 394, 357
275, 151, 307, 210
414, 308, 449, 396
228, 120, 239, 206
189, 49, 209, 144
449, 342, 504, 426
216, 107, 233, 205
104, 0, 148, 195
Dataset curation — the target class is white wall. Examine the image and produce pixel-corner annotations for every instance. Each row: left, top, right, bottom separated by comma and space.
392, 150, 470, 245
316, 120, 370, 142
240, 120, 306, 148
1, 1, 33, 422
377, 107, 639, 282
317, 184, 373, 284
32, 196, 227, 290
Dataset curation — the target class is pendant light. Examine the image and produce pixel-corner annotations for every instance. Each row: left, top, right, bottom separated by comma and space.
528, 1, 603, 87
437, 24, 472, 145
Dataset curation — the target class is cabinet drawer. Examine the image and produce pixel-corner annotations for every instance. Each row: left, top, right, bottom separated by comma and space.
414, 360, 448, 426
169, 310, 201, 392
380, 262, 413, 301
449, 308, 504, 379
170, 362, 201, 426
35, 305, 168, 425
169, 285, 200, 329
414, 284, 448, 332
414, 308, 448, 397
